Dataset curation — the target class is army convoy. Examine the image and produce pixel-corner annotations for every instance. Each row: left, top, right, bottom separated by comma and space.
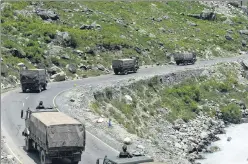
112, 57, 139, 75
20, 69, 48, 93
21, 108, 86, 164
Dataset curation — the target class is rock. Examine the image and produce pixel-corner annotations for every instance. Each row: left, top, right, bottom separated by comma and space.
137, 145, 145, 150
242, 40, 247, 47
1, 63, 8, 76
80, 21, 101, 30
36, 9, 59, 20
187, 21, 197, 26
45, 45, 64, 56
200, 132, 208, 139
10, 48, 26, 58
227, 137, 232, 141
74, 50, 84, 56
239, 30, 248, 35
79, 64, 88, 70
123, 137, 132, 145
51, 71, 66, 81
225, 35, 233, 41
96, 64, 105, 71
188, 9, 216, 21
209, 146, 220, 152
242, 60, 248, 69
70, 98, 75, 102
124, 95, 132, 104
67, 64, 77, 73
47, 65, 61, 75
54, 31, 75, 47
97, 117, 104, 123
61, 54, 70, 60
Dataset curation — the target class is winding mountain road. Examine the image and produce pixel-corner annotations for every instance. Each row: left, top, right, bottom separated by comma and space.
1, 54, 248, 164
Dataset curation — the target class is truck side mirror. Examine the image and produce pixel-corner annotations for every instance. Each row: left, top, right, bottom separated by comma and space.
21, 110, 24, 119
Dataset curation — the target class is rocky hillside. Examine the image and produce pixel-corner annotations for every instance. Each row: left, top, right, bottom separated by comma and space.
1, 1, 248, 89
89, 61, 248, 163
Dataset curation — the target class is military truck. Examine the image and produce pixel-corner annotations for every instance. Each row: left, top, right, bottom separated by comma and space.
173, 53, 197, 65
112, 57, 139, 75
20, 69, 48, 93
96, 155, 155, 164
20, 108, 86, 164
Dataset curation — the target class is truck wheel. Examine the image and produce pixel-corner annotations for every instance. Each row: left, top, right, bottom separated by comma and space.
123, 70, 128, 75
25, 138, 32, 152
22, 88, 26, 93
114, 70, 118, 75
40, 150, 51, 164
71, 162, 79, 164
133, 68, 138, 73
37, 85, 42, 93
176, 61, 180, 65
43, 84, 47, 90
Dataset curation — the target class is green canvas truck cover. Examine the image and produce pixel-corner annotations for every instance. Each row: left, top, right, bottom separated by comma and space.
20, 69, 46, 81
29, 111, 85, 148
173, 53, 195, 61
112, 59, 136, 67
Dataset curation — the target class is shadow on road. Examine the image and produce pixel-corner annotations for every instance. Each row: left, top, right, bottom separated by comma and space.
22, 147, 71, 164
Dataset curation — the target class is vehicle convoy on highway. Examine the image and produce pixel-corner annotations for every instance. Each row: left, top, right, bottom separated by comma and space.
112, 57, 139, 75
20, 107, 86, 164
20, 69, 48, 93
173, 52, 197, 65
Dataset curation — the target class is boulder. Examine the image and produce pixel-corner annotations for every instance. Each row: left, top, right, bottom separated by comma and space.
47, 65, 61, 75
124, 95, 132, 104
54, 31, 74, 47
10, 48, 26, 58
51, 71, 66, 81
67, 64, 77, 73
36, 9, 59, 20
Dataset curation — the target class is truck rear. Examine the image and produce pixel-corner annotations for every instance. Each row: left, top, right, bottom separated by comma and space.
112, 57, 139, 75
173, 53, 197, 65
21, 109, 86, 164
20, 69, 48, 93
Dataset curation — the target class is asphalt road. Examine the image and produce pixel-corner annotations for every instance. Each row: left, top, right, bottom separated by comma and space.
1, 54, 248, 164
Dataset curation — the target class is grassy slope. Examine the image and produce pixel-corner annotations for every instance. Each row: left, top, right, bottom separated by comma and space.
91, 63, 247, 136
1, 1, 248, 78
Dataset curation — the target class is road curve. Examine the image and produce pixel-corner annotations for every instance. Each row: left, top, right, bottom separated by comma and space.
1, 54, 248, 164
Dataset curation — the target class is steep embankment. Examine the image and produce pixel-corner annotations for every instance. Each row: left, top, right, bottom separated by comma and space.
57, 60, 248, 164
1, 1, 248, 90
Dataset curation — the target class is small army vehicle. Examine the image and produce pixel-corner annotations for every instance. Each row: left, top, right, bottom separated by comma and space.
21, 107, 86, 164
20, 69, 48, 93
112, 57, 139, 75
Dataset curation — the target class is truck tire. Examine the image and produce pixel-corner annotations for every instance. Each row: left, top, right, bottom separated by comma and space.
133, 67, 138, 73
176, 61, 180, 65
114, 69, 118, 75
22, 88, 26, 93
40, 150, 51, 164
25, 138, 32, 152
43, 84, 47, 90
37, 85, 42, 93
71, 162, 79, 164
123, 70, 128, 75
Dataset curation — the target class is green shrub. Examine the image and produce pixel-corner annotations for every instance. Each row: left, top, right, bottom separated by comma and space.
221, 103, 242, 123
